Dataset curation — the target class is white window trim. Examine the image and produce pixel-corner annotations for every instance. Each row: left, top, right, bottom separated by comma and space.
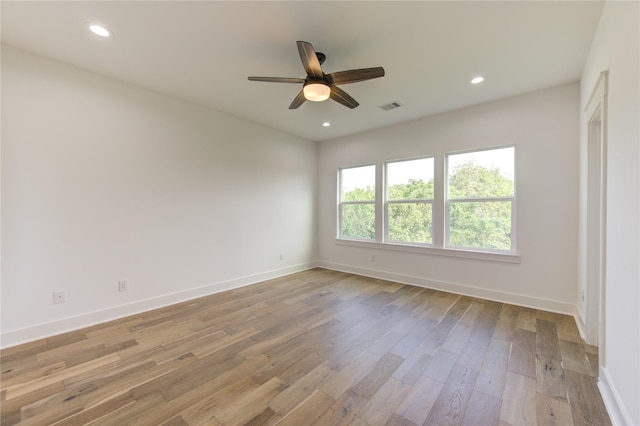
335, 238, 520, 263
384, 156, 435, 245
338, 165, 376, 241
336, 146, 518, 262
445, 146, 516, 254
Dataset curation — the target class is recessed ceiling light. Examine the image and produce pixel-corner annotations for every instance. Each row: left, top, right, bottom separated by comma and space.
88, 24, 112, 38
322, 121, 331, 127
471, 76, 485, 84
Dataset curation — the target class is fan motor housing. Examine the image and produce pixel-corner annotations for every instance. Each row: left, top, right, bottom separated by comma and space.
304, 77, 327, 86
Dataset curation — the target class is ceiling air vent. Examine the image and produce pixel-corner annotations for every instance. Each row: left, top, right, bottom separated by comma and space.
380, 101, 402, 111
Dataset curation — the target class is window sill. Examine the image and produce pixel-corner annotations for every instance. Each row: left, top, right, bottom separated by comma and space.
335, 239, 521, 264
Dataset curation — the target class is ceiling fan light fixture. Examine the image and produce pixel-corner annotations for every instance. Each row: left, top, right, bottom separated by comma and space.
248, 41, 383, 109
303, 82, 330, 102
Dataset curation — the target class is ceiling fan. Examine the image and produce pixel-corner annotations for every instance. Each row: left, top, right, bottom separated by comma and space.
248, 41, 385, 109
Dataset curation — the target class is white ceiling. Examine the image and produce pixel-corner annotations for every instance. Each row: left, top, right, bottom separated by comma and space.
2, 1, 603, 142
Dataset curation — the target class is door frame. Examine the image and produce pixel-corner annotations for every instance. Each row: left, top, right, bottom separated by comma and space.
584, 70, 608, 366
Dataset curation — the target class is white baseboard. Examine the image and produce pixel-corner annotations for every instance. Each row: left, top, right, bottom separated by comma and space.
0, 262, 317, 349
317, 261, 576, 316
574, 303, 587, 341
598, 365, 634, 425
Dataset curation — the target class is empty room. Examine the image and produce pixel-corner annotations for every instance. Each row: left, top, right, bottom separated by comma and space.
1, 1, 638, 425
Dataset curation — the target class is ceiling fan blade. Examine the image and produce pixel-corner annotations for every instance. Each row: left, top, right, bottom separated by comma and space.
289, 90, 307, 109
327, 67, 385, 85
297, 41, 323, 78
248, 77, 306, 84
329, 85, 359, 109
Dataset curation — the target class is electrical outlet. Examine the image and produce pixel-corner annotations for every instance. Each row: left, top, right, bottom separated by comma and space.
279, 254, 284, 261
118, 280, 129, 292
53, 291, 66, 304
370, 254, 376, 262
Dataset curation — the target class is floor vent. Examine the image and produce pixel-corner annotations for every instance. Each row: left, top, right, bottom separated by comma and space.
380, 101, 402, 111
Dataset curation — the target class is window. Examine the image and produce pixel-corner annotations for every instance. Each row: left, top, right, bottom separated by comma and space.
385, 157, 434, 244
339, 165, 375, 240
446, 147, 515, 251
336, 146, 517, 259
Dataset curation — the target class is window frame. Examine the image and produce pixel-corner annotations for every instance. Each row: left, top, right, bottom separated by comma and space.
337, 164, 376, 242
384, 156, 435, 246
444, 146, 516, 253
335, 145, 519, 263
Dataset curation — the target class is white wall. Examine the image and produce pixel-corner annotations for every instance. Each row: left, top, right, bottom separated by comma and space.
579, 2, 640, 424
1, 46, 317, 347
318, 84, 580, 314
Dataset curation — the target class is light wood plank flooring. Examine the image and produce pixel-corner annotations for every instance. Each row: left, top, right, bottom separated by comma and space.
1, 268, 611, 425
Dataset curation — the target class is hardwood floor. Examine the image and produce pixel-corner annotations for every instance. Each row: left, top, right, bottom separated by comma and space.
0, 268, 611, 425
